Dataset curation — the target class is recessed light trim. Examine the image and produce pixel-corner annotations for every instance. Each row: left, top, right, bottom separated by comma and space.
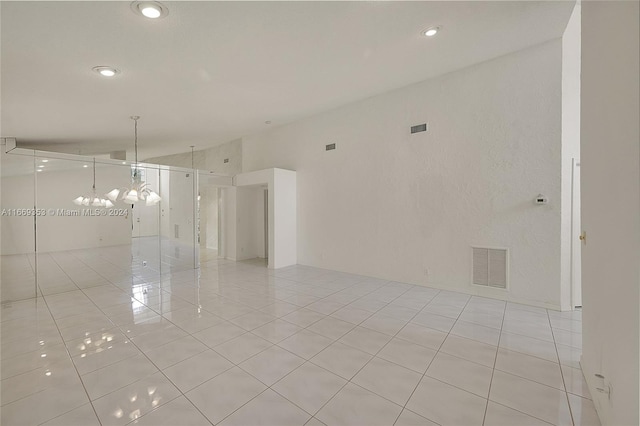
423, 26, 441, 37
131, 1, 169, 19
92, 66, 120, 77
41, 159, 49, 163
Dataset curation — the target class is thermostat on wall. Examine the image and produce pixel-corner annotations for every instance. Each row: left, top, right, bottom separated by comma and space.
534, 194, 548, 205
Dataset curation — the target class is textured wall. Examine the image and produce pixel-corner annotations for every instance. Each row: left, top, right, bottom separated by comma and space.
243, 40, 563, 308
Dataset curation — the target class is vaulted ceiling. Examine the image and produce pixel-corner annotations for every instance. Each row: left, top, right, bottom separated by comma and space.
1, 1, 574, 158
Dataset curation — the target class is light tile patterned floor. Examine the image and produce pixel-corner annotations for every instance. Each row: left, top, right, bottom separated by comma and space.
1, 246, 600, 425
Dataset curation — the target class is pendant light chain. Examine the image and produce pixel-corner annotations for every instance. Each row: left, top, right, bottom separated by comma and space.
73, 156, 113, 207
131, 115, 140, 178
134, 118, 138, 165
104, 115, 160, 206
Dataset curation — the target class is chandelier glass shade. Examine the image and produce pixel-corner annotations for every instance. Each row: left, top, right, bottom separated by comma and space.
105, 171, 162, 206
106, 116, 161, 206
73, 158, 114, 208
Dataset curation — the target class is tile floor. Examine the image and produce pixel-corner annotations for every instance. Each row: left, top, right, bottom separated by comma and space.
1, 246, 600, 426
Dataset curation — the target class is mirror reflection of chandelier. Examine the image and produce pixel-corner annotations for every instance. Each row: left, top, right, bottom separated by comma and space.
106, 116, 161, 206
73, 158, 114, 207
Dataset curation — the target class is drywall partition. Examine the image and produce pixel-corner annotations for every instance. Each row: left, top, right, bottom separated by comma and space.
560, 1, 582, 311
233, 168, 297, 269
243, 40, 563, 308
235, 186, 265, 261
580, 1, 640, 425
272, 169, 297, 269
221, 186, 237, 261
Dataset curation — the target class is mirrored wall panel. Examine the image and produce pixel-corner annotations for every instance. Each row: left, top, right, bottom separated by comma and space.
0, 148, 199, 305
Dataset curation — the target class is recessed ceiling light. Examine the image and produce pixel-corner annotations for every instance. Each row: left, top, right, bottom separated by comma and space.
92, 66, 120, 77
423, 26, 441, 37
83, 165, 89, 168
122, 161, 127, 165
38, 165, 44, 168
37, 169, 43, 172
41, 159, 49, 163
131, 1, 169, 19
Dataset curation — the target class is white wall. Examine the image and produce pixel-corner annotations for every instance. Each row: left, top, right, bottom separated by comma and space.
560, 2, 582, 311
272, 169, 296, 269
254, 188, 265, 258
243, 40, 563, 307
235, 186, 265, 261
580, 1, 640, 425
221, 187, 237, 260
202, 186, 219, 250
1, 165, 132, 255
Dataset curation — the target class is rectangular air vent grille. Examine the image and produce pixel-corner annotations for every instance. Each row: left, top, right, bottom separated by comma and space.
326, 143, 336, 151
411, 123, 427, 134
472, 247, 508, 289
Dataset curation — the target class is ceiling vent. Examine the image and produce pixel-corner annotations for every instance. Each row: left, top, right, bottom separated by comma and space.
411, 123, 428, 134
472, 247, 508, 289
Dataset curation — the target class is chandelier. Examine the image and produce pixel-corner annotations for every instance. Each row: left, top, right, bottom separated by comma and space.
106, 116, 161, 206
73, 158, 114, 208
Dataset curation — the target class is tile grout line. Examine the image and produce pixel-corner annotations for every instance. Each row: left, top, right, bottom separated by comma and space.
33, 292, 104, 426
202, 280, 419, 425
4, 252, 588, 426
271, 284, 422, 423
89, 263, 372, 424
49, 249, 217, 426
548, 307, 577, 426
154, 273, 346, 424
184, 275, 397, 424
480, 299, 507, 426
391, 292, 474, 425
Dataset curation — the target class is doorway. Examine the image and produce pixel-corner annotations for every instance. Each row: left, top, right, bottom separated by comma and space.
571, 158, 582, 308
264, 188, 269, 261
197, 181, 222, 264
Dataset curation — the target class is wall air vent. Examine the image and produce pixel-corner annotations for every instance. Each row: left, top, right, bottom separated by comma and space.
326, 143, 336, 151
224, 158, 229, 163
472, 247, 508, 289
411, 123, 428, 134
